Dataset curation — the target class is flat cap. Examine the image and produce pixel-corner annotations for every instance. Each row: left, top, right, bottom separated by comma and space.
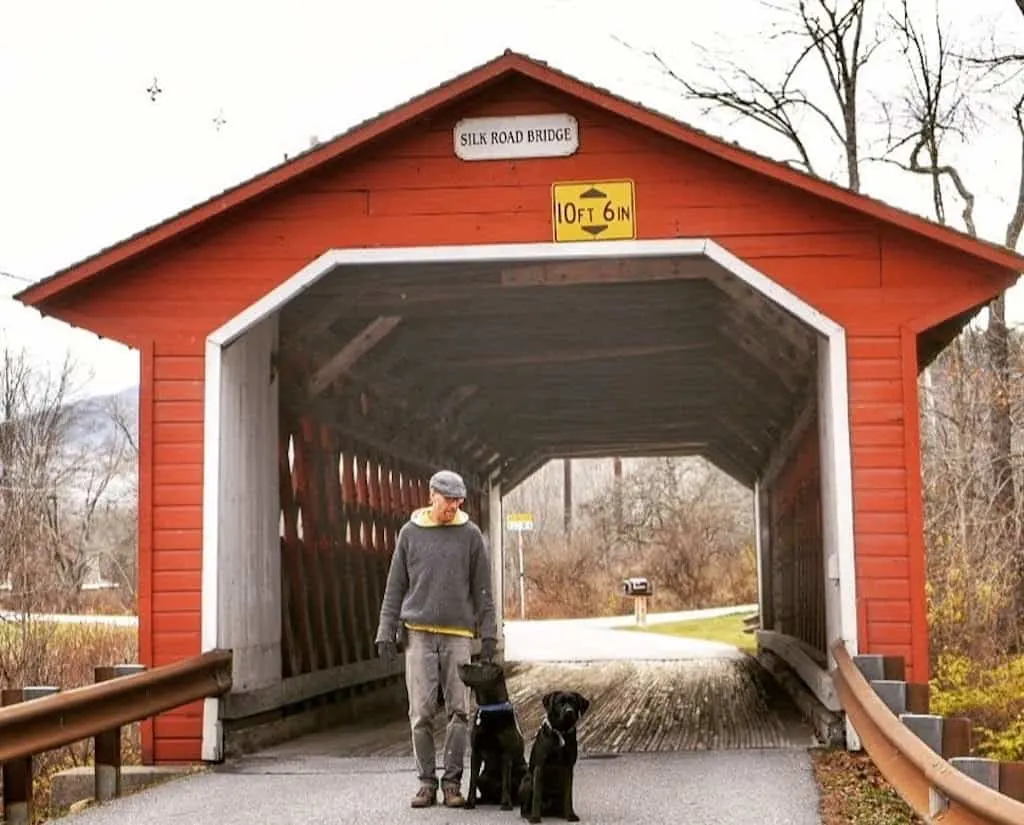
429, 469, 467, 499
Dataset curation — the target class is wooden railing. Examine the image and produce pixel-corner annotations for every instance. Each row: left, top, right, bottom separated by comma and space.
0, 649, 232, 825
832, 640, 1024, 825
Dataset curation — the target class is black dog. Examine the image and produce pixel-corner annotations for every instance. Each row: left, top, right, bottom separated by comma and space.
519, 690, 590, 823
457, 661, 528, 810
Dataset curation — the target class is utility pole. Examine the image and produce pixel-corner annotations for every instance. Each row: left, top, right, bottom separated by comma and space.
517, 529, 526, 620
563, 458, 572, 543
613, 456, 623, 532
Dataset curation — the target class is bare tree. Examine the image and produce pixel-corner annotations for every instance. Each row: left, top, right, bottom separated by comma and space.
50, 390, 139, 608
961, 2, 1024, 614
514, 457, 755, 619
920, 329, 1024, 658
877, 1, 980, 231
877, 0, 1024, 629
0, 345, 86, 679
617, 0, 1024, 656
0, 344, 139, 613
91, 391, 140, 610
619, 0, 881, 190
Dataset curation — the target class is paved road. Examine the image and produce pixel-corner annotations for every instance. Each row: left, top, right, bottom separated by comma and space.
6, 604, 754, 632
503, 616, 751, 663
45, 612, 824, 824
510, 603, 757, 629
0, 610, 138, 627
54, 751, 821, 825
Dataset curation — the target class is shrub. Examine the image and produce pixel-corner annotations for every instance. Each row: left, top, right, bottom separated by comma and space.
0, 618, 139, 822
930, 651, 1024, 760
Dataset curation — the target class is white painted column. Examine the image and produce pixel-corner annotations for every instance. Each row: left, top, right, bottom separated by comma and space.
817, 333, 861, 751
817, 334, 858, 661
201, 314, 282, 761
753, 481, 765, 631
488, 477, 505, 650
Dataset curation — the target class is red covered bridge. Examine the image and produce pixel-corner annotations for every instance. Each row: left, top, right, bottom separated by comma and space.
15, 51, 1024, 765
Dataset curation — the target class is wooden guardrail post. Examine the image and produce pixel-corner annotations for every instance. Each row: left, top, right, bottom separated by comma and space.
93, 664, 146, 803
1, 686, 60, 825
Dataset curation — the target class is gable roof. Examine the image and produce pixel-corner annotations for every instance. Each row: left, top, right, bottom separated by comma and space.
15, 49, 1024, 308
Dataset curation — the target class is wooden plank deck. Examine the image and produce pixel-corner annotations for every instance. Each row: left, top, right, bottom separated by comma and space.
272, 658, 816, 757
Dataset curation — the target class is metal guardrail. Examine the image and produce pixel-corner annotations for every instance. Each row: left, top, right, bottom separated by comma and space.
832, 640, 1024, 825
0, 649, 232, 825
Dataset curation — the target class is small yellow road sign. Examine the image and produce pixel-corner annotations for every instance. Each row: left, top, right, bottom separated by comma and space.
551, 179, 636, 242
506, 512, 534, 531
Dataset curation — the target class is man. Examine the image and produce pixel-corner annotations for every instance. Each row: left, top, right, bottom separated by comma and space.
375, 469, 498, 809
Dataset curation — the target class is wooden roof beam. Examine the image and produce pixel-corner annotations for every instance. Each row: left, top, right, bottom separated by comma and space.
300, 387, 494, 485
293, 276, 726, 318
706, 270, 813, 352
485, 392, 794, 431
332, 415, 482, 490
306, 315, 401, 400
714, 319, 809, 394
701, 447, 756, 488
757, 374, 818, 483
449, 342, 711, 369
707, 413, 774, 461
498, 256, 723, 288
538, 442, 708, 459
387, 383, 480, 440
499, 451, 552, 494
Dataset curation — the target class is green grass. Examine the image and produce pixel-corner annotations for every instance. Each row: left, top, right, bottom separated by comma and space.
620, 612, 757, 654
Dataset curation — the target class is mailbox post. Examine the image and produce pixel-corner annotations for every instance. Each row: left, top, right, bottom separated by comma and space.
621, 577, 653, 626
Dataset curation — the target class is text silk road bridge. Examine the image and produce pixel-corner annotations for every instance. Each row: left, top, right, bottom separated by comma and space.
8, 49, 1024, 824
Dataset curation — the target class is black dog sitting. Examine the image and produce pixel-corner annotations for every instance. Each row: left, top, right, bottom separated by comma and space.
457, 661, 528, 810
519, 690, 591, 823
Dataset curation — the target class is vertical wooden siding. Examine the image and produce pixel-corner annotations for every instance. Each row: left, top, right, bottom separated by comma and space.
276, 403, 431, 680
767, 425, 825, 655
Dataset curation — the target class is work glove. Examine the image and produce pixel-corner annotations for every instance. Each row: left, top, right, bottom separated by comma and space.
377, 640, 398, 663
480, 637, 497, 663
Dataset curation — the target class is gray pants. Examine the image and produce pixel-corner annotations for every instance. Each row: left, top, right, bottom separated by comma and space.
405, 629, 473, 787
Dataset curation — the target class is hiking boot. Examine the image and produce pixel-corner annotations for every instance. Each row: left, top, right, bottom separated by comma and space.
442, 783, 466, 808
410, 784, 437, 808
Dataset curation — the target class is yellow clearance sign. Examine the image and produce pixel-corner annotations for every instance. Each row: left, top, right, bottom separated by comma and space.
551, 179, 636, 242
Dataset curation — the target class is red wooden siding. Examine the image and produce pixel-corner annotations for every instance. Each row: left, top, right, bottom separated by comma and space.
42, 74, 1012, 758
847, 332, 916, 672
146, 338, 205, 761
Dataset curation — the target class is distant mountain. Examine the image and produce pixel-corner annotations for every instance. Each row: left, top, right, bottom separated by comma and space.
64, 385, 139, 453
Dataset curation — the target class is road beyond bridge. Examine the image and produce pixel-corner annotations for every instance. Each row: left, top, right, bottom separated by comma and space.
45, 614, 826, 824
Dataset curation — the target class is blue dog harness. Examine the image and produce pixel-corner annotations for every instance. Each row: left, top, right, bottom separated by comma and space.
475, 700, 523, 736
477, 701, 513, 713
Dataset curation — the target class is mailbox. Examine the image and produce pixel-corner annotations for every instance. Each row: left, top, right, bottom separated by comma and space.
621, 577, 653, 597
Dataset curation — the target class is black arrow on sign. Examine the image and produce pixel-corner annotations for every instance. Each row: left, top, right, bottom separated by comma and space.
581, 224, 608, 235
579, 187, 606, 199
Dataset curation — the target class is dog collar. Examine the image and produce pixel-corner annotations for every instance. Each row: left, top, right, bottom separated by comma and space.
541, 717, 567, 747
477, 701, 513, 713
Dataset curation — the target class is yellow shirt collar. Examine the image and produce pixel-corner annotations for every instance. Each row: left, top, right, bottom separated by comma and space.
411, 506, 469, 527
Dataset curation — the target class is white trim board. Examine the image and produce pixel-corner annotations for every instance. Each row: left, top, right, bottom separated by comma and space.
200, 238, 859, 757
754, 481, 765, 625
200, 338, 223, 760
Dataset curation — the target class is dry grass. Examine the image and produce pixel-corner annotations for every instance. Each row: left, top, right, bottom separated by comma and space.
811, 748, 922, 825
0, 618, 139, 823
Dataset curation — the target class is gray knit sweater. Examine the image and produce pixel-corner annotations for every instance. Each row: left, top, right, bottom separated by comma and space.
375, 508, 497, 643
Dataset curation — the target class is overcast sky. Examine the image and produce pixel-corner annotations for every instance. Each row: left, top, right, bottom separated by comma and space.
2, 0, 1022, 399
